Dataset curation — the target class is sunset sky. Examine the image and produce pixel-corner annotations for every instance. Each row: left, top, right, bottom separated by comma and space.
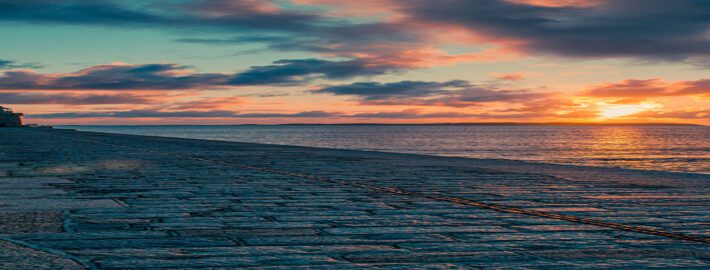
1, 0, 709, 125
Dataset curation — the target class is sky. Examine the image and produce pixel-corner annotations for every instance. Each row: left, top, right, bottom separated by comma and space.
1, 0, 709, 125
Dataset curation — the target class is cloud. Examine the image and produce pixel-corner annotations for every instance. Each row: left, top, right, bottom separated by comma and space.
555, 109, 600, 118
184, 0, 710, 64
176, 35, 297, 45
0, 92, 155, 105
30, 108, 552, 120
235, 111, 341, 118
495, 98, 578, 113
0, 0, 416, 63
314, 80, 552, 107
312, 80, 468, 99
168, 97, 244, 110
6, 0, 706, 66
491, 72, 526, 81
0, 59, 42, 69
228, 59, 397, 86
0, 0, 312, 31
31, 110, 342, 119
348, 109, 555, 119
0, 64, 228, 90
0, 60, 13, 69
0, 60, 394, 90
504, 0, 603, 7
400, 0, 710, 61
630, 109, 710, 119
584, 79, 710, 98
346, 109, 474, 119
345, 109, 530, 119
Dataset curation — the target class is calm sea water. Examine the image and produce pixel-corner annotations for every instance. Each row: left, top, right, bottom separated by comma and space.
62, 125, 710, 174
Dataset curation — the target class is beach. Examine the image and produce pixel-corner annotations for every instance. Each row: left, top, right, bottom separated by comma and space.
1, 127, 708, 269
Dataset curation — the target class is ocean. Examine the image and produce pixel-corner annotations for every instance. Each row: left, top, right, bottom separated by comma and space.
61, 125, 710, 174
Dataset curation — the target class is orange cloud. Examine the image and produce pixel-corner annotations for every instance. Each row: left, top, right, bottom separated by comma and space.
631, 109, 710, 120
584, 79, 710, 98
491, 72, 527, 81
168, 97, 245, 110
292, 0, 402, 18
504, 0, 603, 7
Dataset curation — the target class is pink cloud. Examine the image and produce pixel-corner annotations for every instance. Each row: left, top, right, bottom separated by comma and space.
168, 97, 245, 110
504, 0, 603, 7
584, 79, 710, 98
491, 72, 527, 81
0, 92, 157, 105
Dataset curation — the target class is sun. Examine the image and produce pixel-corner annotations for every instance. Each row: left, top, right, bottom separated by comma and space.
598, 103, 659, 119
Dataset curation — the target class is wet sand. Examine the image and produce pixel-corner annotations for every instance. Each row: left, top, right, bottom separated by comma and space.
0, 128, 708, 269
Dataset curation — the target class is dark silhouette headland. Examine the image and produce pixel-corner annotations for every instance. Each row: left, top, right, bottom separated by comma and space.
0, 106, 24, 127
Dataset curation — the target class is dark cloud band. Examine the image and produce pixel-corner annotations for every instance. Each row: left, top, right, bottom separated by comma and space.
0, 59, 42, 69
0, 59, 395, 90
314, 80, 552, 107
3, 0, 708, 62
31, 110, 341, 119
0, 92, 154, 104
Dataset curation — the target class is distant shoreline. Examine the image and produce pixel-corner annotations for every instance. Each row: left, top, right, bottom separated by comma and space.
56, 122, 705, 127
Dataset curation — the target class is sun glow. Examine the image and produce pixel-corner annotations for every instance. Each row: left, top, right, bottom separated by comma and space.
598, 103, 659, 118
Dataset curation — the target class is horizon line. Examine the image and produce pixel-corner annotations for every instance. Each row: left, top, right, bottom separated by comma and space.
54, 122, 706, 127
